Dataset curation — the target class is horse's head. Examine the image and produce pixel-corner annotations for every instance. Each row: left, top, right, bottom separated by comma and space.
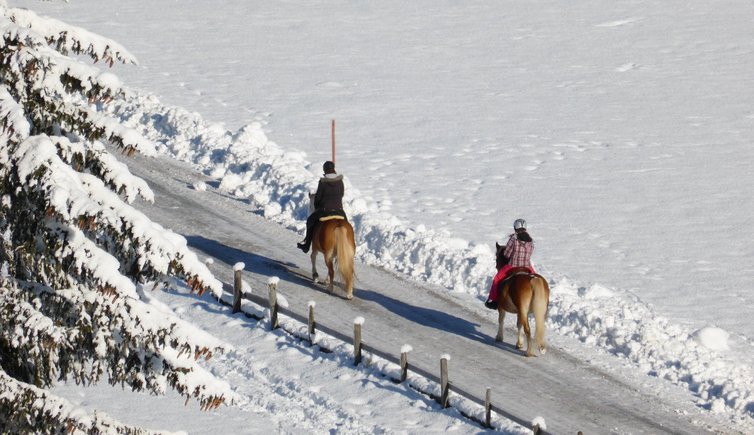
495, 242, 507, 269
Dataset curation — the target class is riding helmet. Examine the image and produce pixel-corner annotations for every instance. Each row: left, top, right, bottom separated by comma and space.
513, 218, 527, 230
323, 161, 335, 173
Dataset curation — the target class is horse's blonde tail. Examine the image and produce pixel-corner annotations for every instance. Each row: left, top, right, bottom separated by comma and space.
335, 225, 355, 298
531, 276, 550, 354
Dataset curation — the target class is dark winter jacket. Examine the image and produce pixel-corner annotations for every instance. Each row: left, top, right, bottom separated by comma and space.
314, 174, 344, 211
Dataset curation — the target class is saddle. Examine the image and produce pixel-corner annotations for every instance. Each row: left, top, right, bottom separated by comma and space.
319, 215, 345, 222
498, 267, 534, 293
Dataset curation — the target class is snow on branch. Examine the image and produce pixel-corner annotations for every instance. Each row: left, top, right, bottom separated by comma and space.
6, 6, 137, 66
0, 279, 235, 410
0, 370, 155, 435
0, 86, 30, 141
2, 14, 156, 157
65, 284, 234, 408
53, 135, 154, 204
12, 135, 220, 296
0, 286, 71, 385
50, 221, 139, 298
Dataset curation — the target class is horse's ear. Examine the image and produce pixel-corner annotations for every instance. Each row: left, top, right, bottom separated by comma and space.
495, 242, 501, 250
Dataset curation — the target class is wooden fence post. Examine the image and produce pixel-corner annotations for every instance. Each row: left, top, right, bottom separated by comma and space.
485, 388, 492, 428
353, 317, 364, 366
232, 263, 243, 314
532, 417, 547, 435
268, 280, 279, 330
308, 301, 316, 340
440, 355, 450, 408
400, 345, 412, 383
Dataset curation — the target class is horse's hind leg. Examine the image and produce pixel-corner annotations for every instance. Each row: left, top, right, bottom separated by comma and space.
532, 277, 549, 355
324, 253, 335, 293
495, 310, 506, 342
518, 312, 534, 357
516, 289, 534, 356
310, 251, 319, 283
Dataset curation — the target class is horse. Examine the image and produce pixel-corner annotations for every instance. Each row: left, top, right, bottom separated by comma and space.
310, 216, 356, 299
494, 242, 550, 357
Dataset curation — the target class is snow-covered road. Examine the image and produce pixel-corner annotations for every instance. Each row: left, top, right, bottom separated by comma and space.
123, 152, 735, 434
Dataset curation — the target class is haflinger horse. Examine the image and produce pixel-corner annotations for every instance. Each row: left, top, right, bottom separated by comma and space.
310, 216, 356, 299
494, 242, 550, 357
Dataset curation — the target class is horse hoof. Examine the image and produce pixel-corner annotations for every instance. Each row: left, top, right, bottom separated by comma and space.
540, 347, 547, 355
516, 343, 524, 350
346, 295, 353, 300
495, 336, 503, 343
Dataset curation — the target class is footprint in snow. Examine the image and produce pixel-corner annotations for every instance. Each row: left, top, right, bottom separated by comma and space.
308, 385, 322, 393
595, 18, 642, 27
316, 81, 344, 88
616, 63, 640, 72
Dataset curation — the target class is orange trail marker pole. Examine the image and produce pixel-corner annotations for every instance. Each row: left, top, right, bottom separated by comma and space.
331, 119, 336, 164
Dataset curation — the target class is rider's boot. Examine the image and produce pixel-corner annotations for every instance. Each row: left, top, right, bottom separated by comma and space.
297, 232, 313, 253
298, 221, 313, 253
297, 239, 310, 253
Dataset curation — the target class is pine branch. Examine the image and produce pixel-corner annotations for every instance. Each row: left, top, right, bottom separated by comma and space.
6, 6, 137, 66
0, 369, 162, 435
2, 16, 155, 156
52, 135, 154, 204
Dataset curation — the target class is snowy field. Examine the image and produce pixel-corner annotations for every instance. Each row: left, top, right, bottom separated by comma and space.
12, 0, 754, 432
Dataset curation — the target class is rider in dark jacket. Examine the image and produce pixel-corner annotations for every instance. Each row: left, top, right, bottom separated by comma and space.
297, 161, 347, 253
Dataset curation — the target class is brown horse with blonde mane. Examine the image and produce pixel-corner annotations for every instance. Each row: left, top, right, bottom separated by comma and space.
494, 242, 550, 356
310, 216, 356, 299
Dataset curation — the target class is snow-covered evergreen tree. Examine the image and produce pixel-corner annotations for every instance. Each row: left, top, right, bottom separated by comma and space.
1, 2, 233, 431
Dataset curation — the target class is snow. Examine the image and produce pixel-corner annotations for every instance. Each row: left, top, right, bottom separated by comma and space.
241, 281, 251, 296
693, 327, 731, 352
0, 87, 30, 138
11, 0, 754, 432
531, 416, 547, 431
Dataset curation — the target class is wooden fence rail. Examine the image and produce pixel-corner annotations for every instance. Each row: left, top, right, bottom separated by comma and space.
231, 269, 552, 434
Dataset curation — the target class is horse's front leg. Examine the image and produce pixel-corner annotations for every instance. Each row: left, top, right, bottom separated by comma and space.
310, 251, 319, 283
495, 310, 506, 342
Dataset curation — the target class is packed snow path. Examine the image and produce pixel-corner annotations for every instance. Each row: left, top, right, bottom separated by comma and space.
126, 153, 727, 434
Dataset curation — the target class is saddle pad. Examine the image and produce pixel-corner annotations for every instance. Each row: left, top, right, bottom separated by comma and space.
319, 215, 345, 222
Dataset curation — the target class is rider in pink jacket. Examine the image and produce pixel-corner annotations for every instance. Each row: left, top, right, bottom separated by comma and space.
484, 218, 536, 309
